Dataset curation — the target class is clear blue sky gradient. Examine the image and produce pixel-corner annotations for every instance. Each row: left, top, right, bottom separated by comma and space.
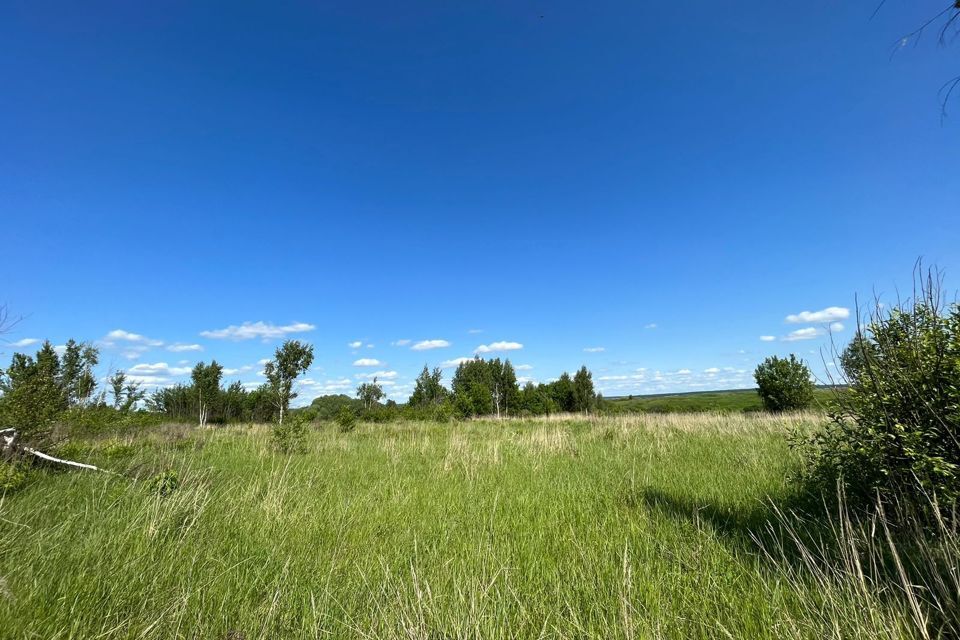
3, 1, 958, 402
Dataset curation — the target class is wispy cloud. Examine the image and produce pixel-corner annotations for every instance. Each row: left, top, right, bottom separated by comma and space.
128, 362, 193, 376
348, 340, 363, 349
104, 329, 163, 347
353, 358, 382, 367
782, 327, 822, 342
411, 339, 450, 351
391, 339, 411, 346
355, 370, 398, 380
644, 323, 658, 330
8, 338, 39, 348
467, 328, 484, 334
785, 306, 850, 324
167, 343, 203, 353
759, 335, 776, 342
222, 365, 254, 376
515, 364, 534, 371
200, 321, 315, 341
441, 357, 474, 368
475, 341, 523, 354
583, 346, 605, 353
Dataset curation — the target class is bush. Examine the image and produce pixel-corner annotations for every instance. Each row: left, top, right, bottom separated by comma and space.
149, 469, 180, 497
273, 415, 309, 453
0, 461, 27, 493
334, 406, 356, 433
360, 405, 399, 424
754, 355, 814, 412
797, 272, 960, 509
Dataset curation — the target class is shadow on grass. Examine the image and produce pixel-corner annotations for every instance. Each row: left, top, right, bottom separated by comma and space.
635, 486, 959, 636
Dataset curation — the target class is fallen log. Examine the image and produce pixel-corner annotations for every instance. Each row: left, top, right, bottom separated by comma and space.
1, 428, 118, 475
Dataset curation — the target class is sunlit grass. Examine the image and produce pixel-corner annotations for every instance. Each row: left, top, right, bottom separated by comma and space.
0, 413, 939, 638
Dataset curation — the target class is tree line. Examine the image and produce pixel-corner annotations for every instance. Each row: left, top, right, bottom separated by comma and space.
406, 358, 599, 418
1, 335, 601, 443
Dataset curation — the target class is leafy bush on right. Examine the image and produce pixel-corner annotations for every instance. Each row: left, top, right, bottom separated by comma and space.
754, 354, 814, 412
798, 272, 960, 510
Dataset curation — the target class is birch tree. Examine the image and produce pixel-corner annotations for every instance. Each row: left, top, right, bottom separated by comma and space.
263, 340, 314, 424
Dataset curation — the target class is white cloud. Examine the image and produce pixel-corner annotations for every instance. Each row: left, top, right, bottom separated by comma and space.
391, 339, 411, 346
676, 369, 692, 375
348, 340, 363, 349
467, 328, 484, 334
9, 338, 39, 348
257, 358, 271, 365
515, 364, 534, 371
411, 339, 451, 351
356, 370, 398, 380
785, 306, 850, 324
128, 362, 193, 376
222, 365, 254, 376
704, 367, 720, 374
105, 329, 163, 347
583, 347, 605, 353
644, 323, 658, 330
759, 335, 776, 342
125, 374, 170, 385
830, 322, 845, 332
441, 357, 474, 368
353, 358, 382, 367
167, 343, 203, 353
783, 327, 822, 342
199, 321, 315, 341
475, 341, 523, 353
599, 375, 629, 381
53, 344, 67, 355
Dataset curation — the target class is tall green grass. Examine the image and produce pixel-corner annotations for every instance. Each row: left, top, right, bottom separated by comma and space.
0, 414, 949, 638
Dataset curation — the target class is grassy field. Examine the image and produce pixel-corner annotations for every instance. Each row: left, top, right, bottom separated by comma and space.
605, 387, 840, 413
0, 414, 931, 639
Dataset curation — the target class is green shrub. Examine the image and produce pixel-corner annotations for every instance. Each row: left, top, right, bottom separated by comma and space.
273, 415, 309, 453
797, 275, 960, 509
149, 469, 180, 497
334, 406, 356, 433
0, 461, 27, 493
754, 355, 815, 412
431, 401, 454, 423
101, 438, 135, 459
360, 405, 398, 424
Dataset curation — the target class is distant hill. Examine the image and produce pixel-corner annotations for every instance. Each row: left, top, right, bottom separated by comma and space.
604, 386, 841, 413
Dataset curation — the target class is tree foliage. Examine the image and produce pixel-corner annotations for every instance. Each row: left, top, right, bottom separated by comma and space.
409, 366, 447, 408
263, 340, 314, 424
356, 377, 385, 410
799, 270, 960, 509
0, 339, 99, 446
753, 355, 815, 412
450, 358, 595, 418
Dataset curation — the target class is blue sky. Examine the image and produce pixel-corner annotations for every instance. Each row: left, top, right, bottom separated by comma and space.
2, 1, 958, 403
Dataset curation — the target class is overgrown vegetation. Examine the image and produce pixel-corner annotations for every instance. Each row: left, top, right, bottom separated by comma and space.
797, 269, 960, 512
1, 413, 955, 638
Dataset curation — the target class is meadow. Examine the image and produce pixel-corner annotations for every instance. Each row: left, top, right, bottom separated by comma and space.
604, 387, 839, 414
0, 412, 941, 639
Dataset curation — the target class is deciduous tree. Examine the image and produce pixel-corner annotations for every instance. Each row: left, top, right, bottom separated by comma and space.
263, 340, 314, 424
